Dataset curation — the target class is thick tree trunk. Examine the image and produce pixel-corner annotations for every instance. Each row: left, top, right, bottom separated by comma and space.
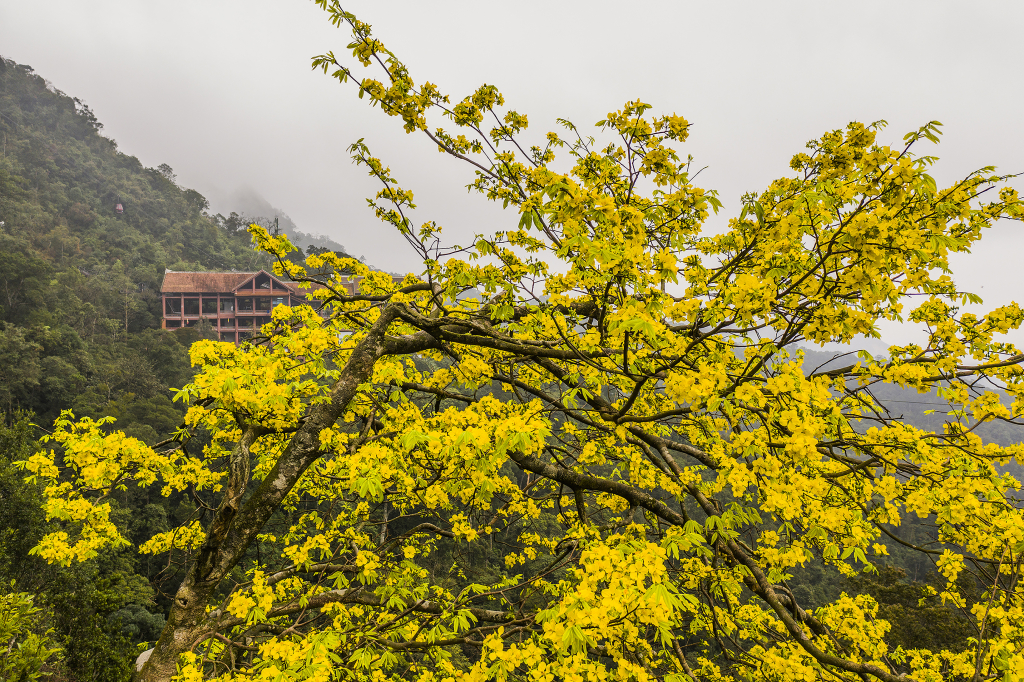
135, 306, 433, 682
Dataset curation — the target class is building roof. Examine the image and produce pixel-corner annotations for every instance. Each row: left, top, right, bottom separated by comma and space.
160, 270, 254, 293
161, 269, 347, 298
160, 269, 314, 295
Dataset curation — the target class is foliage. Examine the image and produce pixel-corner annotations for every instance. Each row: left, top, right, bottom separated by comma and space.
0, 44, 371, 682
16, 5, 1024, 682
0, 415, 143, 681
111, 605, 167, 647
0, 586, 61, 682
0, 61, 273, 679
846, 565, 977, 655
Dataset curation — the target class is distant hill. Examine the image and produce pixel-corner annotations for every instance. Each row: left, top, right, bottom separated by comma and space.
798, 346, 1024, 449
215, 186, 353, 257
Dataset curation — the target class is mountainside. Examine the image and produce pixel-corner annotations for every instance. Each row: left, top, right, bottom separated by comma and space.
0, 57, 271, 320
0, 56, 372, 680
0, 56, 362, 425
217, 186, 354, 257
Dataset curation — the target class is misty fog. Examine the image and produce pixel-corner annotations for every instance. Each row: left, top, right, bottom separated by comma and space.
2, 0, 1023, 347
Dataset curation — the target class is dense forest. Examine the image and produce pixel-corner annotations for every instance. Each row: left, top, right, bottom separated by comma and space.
0, 53, 1021, 682
0, 56, 355, 680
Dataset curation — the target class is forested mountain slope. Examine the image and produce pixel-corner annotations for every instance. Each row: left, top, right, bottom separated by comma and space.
0, 56, 358, 680
0, 56, 357, 426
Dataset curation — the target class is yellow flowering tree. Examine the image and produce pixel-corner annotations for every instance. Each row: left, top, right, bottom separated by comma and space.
23, 3, 1024, 681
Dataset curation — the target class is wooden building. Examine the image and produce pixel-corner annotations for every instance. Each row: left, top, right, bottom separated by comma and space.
159, 269, 345, 344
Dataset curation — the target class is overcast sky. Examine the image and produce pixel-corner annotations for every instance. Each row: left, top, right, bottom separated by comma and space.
2, 0, 1022, 348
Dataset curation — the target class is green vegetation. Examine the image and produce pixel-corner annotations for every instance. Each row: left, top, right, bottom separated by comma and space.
0, 54, 374, 680
0, 586, 61, 682
0, 39, 1020, 681
0, 57, 313, 680
0, 56, 262, 422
